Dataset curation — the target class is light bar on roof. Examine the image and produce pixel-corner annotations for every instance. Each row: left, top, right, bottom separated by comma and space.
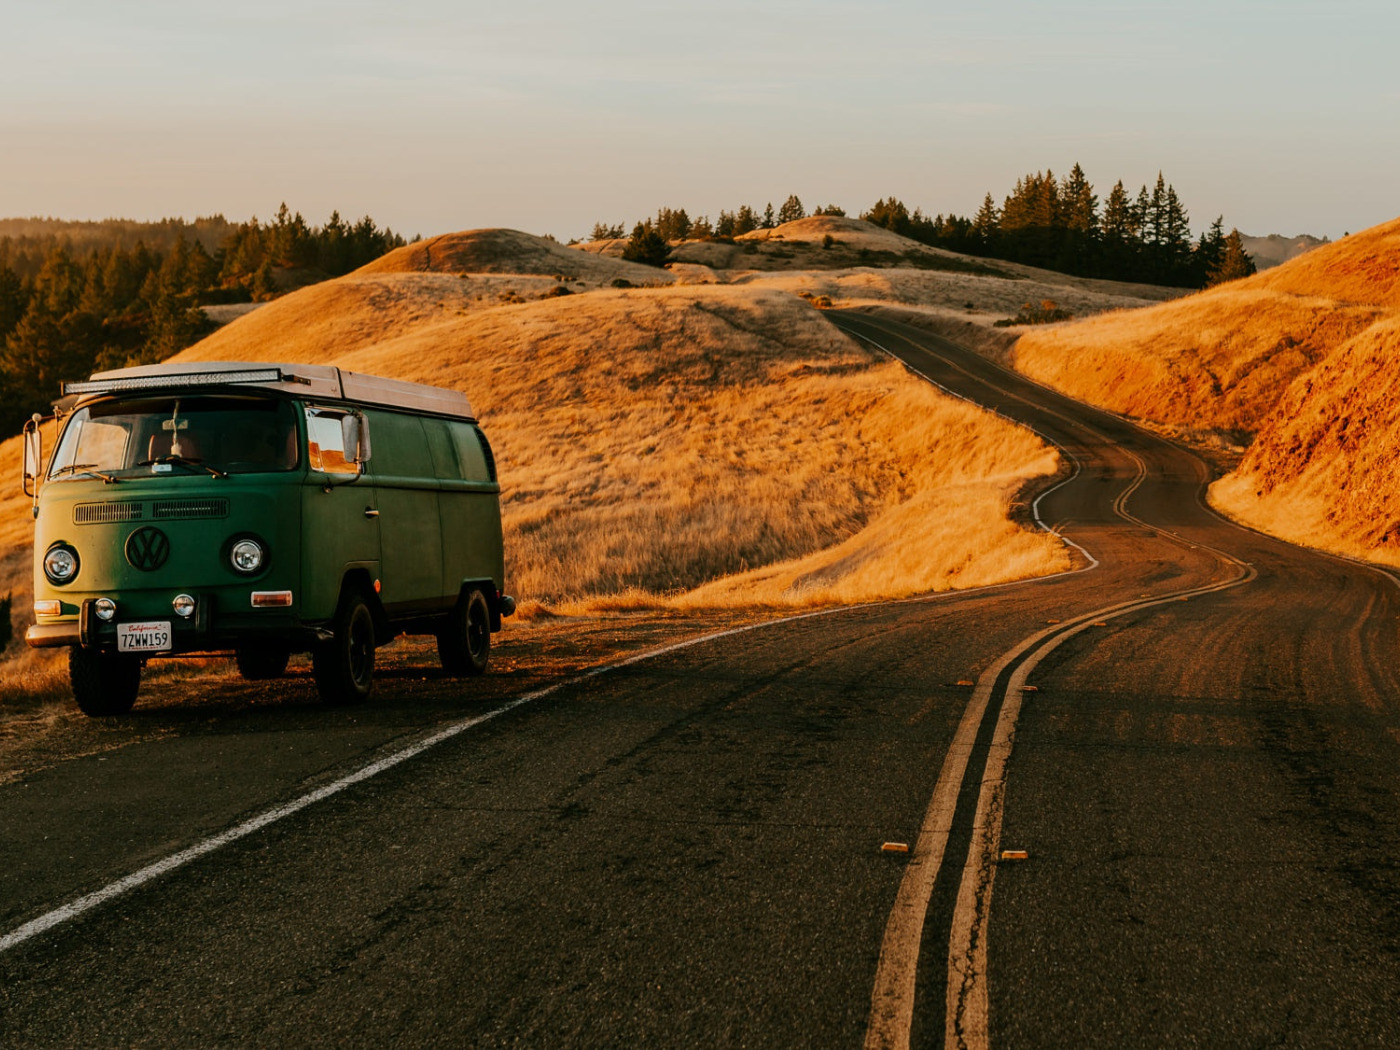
62, 368, 289, 396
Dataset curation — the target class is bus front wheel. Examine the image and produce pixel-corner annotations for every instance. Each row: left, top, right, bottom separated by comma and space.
312, 592, 376, 704
70, 647, 141, 716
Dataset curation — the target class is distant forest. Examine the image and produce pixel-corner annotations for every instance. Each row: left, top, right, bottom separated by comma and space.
0, 206, 406, 428
594, 165, 1255, 289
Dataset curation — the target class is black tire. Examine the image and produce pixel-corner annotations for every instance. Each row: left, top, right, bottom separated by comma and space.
69, 647, 141, 716
235, 646, 290, 681
437, 587, 491, 676
312, 592, 376, 704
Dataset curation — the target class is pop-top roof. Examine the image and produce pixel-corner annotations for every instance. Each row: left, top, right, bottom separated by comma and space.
65, 361, 475, 420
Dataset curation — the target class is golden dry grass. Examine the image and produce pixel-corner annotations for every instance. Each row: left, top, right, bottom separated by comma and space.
1014, 290, 1382, 433
1210, 314, 1400, 564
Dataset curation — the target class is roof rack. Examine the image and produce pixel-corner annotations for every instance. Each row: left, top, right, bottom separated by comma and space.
62, 361, 476, 419
63, 367, 298, 396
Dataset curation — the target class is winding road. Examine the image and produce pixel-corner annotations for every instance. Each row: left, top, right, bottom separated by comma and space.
3, 309, 1400, 1047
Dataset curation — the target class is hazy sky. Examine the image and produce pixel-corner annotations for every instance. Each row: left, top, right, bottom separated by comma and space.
2, 1, 1395, 240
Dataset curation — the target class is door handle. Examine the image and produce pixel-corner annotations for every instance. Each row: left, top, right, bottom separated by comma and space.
364, 508, 380, 518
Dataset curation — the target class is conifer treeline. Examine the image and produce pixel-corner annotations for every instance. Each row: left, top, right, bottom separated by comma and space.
0, 205, 405, 428
862, 166, 1254, 288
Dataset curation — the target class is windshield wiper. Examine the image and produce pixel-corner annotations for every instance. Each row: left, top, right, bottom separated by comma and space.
137, 455, 228, 479
50, 463, 119, 484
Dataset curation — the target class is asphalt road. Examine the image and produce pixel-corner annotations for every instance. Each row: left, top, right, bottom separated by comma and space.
3, 309, 1399, 1048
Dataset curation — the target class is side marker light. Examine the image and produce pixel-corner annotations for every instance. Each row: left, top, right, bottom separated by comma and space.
881, 842, 910, 854
1000, 850, 1029, 861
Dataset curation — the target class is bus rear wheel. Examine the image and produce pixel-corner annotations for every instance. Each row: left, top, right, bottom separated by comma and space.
70, 647, 141, 716
437, 588, 490, 676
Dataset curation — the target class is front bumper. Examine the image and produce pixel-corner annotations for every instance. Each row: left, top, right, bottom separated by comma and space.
27, 595, 330, 653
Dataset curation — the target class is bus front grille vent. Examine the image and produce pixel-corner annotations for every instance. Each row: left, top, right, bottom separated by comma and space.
74, 501, 144, 525
152, 498, 230, 520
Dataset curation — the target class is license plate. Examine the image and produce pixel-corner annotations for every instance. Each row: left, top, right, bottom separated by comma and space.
117, 621, 172, 653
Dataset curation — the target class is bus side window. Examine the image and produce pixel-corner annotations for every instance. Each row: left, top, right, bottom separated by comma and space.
449, 421, 491, 482
422, 419, 461, 480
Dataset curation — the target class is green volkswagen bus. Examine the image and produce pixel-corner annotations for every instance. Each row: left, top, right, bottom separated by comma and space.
22, 361, 514, 715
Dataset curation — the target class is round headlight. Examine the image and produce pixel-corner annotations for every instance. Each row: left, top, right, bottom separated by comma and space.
172, 594, 196, 619
94, 598, 116, 621
230, 539, 265, 574
44, 545, 79, 585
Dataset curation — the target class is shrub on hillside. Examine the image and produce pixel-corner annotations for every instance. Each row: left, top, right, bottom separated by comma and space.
994, 300, 1074, 327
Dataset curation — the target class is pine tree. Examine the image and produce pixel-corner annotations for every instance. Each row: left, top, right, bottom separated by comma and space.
999, 171, 1062, 267
1194, 216, 1226, 284
777, 195, 806, 224
971, 194, 1000, 252
0, 266, 26, 342
862, 198, 911, 236
1145, 174, 1168, 247
761, 203, 776, 229
1098, 181, 1136, 279
733, 206, 759, 235
1060, 164, 1098, 236
250, 260, 277, 302
31, 245, 83, 317
1206, 228, 1256, 286
319, 210, 350, 275
653, 207, 691, 241
1161, 184, 1193, 281
622, 222, 670, 267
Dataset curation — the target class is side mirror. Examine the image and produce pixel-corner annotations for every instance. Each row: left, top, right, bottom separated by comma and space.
22, 413, 44, 519
341, 412, 371, 471
22, 414, 42, 504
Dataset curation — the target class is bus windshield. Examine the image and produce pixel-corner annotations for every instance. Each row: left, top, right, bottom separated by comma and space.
48, 395, 300, 481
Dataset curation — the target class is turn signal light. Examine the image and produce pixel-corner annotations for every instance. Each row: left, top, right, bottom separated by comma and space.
250, 590, 293, 608
34, 600, 62, 617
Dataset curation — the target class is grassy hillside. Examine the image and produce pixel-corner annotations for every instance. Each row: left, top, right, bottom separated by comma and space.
1211, 315, 1400, 563
1012, 215, 1400, 564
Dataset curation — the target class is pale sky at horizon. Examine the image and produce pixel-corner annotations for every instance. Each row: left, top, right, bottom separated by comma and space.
2, 0, 1395, 242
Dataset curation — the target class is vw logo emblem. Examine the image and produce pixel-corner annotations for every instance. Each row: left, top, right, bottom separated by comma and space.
126, 527, 171, 571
